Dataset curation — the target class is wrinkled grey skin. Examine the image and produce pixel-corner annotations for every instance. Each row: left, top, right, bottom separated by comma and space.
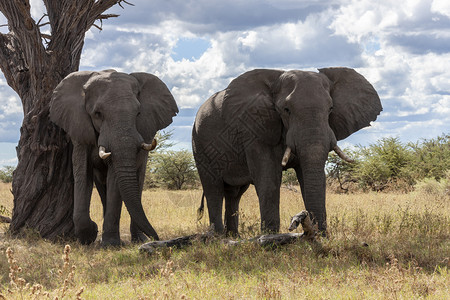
192, 68, 381, 236
50, 70, 178, 246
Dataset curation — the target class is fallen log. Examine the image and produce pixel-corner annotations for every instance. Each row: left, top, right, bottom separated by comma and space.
0, 215, 11, 223
139, 210, 318, 254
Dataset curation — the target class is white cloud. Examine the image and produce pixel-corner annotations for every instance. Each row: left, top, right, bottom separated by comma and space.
0, 96, 22, 116
432, 96, 450, 115
431, 0, 450, 17
1, 0, 449, 162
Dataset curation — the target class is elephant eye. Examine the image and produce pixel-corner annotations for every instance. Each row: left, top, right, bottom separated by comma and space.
284, 107, 290, 114
94, 111, 102, 118
329, 106, 333, 113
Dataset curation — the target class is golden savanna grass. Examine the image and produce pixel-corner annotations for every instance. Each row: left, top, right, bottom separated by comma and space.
0, 182, 449, 299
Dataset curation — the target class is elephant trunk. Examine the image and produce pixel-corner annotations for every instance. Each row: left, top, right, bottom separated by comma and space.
290, 125, 330, 234
300, 159, 327, 233
109, 142, 159, 241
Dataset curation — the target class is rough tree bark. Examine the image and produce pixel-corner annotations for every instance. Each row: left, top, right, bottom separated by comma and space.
0, 0, 130, 240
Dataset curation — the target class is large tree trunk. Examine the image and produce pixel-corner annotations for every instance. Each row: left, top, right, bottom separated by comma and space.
0, 0, 126, 240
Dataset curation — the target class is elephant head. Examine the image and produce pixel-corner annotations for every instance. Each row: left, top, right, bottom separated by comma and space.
50, 69, 178, 243
222, 68, 382, 232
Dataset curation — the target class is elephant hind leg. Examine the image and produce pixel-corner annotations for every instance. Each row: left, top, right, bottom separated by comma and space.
224, 184, 250, 236
202, 183, 225, 234
93, 173, 107, 217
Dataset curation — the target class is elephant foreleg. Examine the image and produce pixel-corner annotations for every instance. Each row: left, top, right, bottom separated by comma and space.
101, 169, 123, 246
72, 143, 98, 244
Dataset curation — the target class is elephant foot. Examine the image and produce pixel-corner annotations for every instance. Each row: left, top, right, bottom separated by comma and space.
75, 221, 98, 245
131, 231, 148, 243
316, 219, 328, 238
225, 228, 240, 238
101, 231, 123, 247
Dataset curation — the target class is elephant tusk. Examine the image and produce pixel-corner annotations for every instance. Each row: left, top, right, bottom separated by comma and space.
99, 146, 111, 160
142, 139, 157, 151
333, 145, 354, 163
281, 146, 291, 167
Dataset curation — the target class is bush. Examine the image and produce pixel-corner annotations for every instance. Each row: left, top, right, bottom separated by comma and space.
407, 134, 450, 181
326, 135, 450, 193
151, 150, 198, 190
414, 170, 450, 197
354, 137, 415, 191
0, 166, 15, 183
144, 130, 176, 189
326, 150, 359, 193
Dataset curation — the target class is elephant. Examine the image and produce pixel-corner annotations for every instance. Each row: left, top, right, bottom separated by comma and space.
50, 69, 178, 246
192, 67, 381, 236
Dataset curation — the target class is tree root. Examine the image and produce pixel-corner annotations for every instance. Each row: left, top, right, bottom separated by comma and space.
139, 210, 318, 254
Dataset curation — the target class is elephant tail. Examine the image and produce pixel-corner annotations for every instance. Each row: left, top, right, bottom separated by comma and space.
197, 192, 205, 221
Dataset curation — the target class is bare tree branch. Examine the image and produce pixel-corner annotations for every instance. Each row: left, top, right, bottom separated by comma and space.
36, 14, 48, 26
119, 1, 135, 9
99, 13, 120, 20
92, 23, 102, 31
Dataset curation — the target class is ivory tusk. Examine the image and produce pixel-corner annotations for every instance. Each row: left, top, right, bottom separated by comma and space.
333, 145, 354, 163
142, 139, 157, 151
281, 146, 291, 167
99, 146, 111, 160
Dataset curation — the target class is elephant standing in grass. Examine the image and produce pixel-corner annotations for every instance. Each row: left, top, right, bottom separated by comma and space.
50, 70, 178, 246
193, 68, 381, 236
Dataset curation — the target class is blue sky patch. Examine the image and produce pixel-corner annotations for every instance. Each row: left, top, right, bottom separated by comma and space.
171, 37, 211, 61
363, 38, 381, 54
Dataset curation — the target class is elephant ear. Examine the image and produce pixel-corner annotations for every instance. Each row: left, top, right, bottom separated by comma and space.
50, 70, 100, 144
130, 73, 179, 142
319, 67, 382, 141
222, 69, 284, 146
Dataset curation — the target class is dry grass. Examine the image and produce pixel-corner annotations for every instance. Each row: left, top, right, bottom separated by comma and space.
0, 183, 449, 299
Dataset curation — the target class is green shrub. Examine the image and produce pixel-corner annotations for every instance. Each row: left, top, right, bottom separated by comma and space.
152, 150, 198, 190
408, 133, 450, 181
282, 169, 298, 188
0, 166, 15, 183
414, 170, 450, 197
326, 134, 450, 192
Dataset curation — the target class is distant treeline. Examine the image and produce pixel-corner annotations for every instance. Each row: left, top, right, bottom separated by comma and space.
2, 133, 449, 194
324, 133, 449, 193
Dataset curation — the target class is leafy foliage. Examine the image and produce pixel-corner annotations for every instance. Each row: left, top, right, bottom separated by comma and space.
144, 130, 176, 189
150, 130, 176, 154
407, 134, 450, 180
414, 170, 450, 197
152, 150, 198, 190
327, 134, 450, 192
144, 130, 198, 190
0, 166, 15, 183
282, 169, 297, 187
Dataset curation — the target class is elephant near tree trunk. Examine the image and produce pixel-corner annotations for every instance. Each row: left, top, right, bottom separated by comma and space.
192, 67, 381, 236
50, 70, 178, 246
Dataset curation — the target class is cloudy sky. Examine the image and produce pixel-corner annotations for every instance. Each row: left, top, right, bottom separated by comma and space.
1, 0, 449, 166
